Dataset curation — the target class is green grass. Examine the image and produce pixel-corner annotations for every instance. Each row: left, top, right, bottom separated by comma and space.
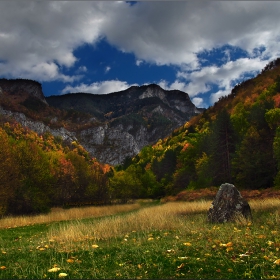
0, 201, 280, 279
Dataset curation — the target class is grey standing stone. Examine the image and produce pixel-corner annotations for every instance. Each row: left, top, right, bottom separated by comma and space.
207, 183, 252, 223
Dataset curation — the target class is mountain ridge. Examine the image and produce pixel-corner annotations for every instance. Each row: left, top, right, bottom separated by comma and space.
0, 80, 203, 165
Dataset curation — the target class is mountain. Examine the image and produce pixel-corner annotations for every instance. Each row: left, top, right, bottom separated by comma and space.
0, 78, 48, 105
0, 80, 203, 165
47, 84, 204, 165
110, 58, 280, 199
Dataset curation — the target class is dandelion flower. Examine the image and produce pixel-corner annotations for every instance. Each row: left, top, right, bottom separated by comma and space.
183, 242, 191, 246
147, 237, 154, 241
267, 241, 274, 246
58, 273, 68, 278
92, 244, 99, 248
274, 259, 280, 265
66, 259, 74, 263
0, 266, 6, 270
48, 267, 61, 272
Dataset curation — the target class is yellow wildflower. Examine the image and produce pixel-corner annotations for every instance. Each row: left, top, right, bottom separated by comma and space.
48, 267, 61, 272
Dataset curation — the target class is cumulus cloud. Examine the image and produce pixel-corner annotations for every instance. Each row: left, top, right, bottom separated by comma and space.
61, 80, 138, 95
1, 1, 280, 106
179, 57, 267, 103
0, 1, 113, 81
103, 2, 280, 65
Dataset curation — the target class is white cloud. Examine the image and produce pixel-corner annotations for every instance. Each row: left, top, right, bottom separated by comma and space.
105, 66, 111, 73
180, 57, 267, 103
0, 1, 112, 81
136, 60, 143, 66
61, 80, 138, 95
192, 97, 204, 108
159, 57, 268, 107
102, 2, 280, 66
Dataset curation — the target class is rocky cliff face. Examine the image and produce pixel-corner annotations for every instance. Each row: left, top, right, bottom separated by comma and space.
0, 106, 77, 142
0, 80, 204, 165
0, 79, 47, 104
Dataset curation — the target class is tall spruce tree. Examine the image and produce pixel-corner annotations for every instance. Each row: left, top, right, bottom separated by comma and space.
209, 109, 236, 185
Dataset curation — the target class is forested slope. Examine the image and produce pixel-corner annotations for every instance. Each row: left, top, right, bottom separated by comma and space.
0, 116, 112, 216
110, 58, 280, 199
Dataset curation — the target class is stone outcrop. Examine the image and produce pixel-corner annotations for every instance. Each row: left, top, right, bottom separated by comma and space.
0, 106, 77, 142
0, 79, 48, 105
207, 183, 252, 223
79, 124, 148, 165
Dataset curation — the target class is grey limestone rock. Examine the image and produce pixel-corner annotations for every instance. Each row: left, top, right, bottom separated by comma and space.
207, 183, 252, 223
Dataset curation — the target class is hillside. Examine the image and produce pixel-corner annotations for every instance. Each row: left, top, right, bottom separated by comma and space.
111, 58, 280, 199
0, 118, 111, 216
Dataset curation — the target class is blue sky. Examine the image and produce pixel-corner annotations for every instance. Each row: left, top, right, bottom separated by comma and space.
0, 1, 280, 108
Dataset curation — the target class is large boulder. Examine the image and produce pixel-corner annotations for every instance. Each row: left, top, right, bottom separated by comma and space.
207, 183, 252, 223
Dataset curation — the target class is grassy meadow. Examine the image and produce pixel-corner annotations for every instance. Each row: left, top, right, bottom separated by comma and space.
0, 199, 280, 279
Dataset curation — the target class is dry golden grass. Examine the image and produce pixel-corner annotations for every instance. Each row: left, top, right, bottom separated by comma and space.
248, 198, 280, 211
48, 198, 280, 246
2, 197, 280, 242
48, 200, 212, 243
0, 203, 141, 229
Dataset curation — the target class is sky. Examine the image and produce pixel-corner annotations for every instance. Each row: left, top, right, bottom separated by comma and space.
0, 1, 280, 108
